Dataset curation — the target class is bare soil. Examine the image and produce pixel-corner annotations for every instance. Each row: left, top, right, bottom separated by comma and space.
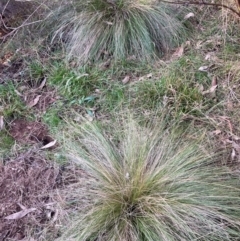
9, 119, 53, 146
0, 151, 60, 240
0, 149, 90, 241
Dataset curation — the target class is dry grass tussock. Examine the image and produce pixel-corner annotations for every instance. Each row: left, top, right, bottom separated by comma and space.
59, 117, 240, 241
49, 0, 190, 64
0, 151, 62, 240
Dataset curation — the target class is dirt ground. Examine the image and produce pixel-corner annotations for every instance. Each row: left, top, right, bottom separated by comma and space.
0, 151, 60, 240
0, 149, 89, 241
9, 119, 54, 146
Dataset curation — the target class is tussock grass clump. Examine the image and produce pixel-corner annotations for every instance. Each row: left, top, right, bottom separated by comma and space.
51, 0, 190, 64
61, 117, 240, 240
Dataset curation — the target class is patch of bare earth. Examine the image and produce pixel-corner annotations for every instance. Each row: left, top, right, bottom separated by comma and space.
0, 151, 61, 240
0, 150, 91, 241
9, 119, 53, 146
0, 54, 23, 84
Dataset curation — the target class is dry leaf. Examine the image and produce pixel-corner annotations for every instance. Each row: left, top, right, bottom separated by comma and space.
27, 95, 41, 108
40, 140, 57, 149
5, 208, 37, 220
184, 12, 195, 20
105, 21, 113, 25
209, 85, 218, 93
122, 75, 130, 84
232, 141, 240, 153
172, 46, 184, 60
204, 52, 220, 62
0, 116, 4, 130
211, 76, 217, 87
38, 78, 47, 90
138, 73, 152, 81
231, 148, 236, 160
202, 85, 217, 95
205, 53, 212, 61
198, 66, 209, 72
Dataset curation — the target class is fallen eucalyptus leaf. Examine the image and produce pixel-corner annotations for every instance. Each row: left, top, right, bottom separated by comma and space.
231, 148, 236, 160
171, 46, 184, 60
38, 78, 47, 90
202, 85, 217, 95
198, 66, 209, 72
27, 95, 41, 108
211, 76, 217, 87
184, 12, 195, 20
122, 75, 130, 84
5, 208, 37, 220
41, 140, 57, 149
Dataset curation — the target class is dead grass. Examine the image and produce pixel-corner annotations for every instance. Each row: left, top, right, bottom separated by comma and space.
0, 150, 61, 240
0, 149, 93, 241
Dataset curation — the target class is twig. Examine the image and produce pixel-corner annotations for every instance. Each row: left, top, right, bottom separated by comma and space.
160, 0, 240, 18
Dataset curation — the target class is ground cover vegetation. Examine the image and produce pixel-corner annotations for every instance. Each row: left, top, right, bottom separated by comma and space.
0, 0, 240, 240
48, 0, 190, 64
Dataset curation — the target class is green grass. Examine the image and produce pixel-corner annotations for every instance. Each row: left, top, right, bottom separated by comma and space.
46, 52, 220, 117
0, 82, 27, 118
42, 106, 62, 128
29, 61, 46, 80
59, 117, 240, 241
0, 131, 15, 158
50, 0, 191, 64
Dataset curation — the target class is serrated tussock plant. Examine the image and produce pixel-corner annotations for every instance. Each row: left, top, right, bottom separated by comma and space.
50, 0, 190, 64
61, 118, 240, 241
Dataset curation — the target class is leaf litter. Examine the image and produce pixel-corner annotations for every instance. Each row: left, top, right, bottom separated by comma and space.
0, 150, 91, 240
20, 79, 57, 113
0, 151, 60, 240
